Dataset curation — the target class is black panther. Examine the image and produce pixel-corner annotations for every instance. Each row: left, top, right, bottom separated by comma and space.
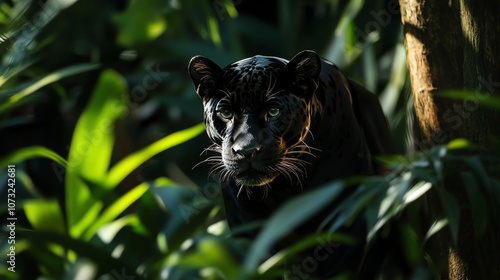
189, 50, 390, 278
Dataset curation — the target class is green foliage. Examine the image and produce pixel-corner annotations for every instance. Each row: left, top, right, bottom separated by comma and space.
0, 0, 498, 279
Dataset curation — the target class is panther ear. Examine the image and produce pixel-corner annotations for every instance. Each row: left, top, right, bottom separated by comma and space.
188, 55, 222, 99
285, 50, 321, 96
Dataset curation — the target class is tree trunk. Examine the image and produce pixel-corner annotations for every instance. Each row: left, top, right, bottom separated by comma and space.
399, 0, 500, 279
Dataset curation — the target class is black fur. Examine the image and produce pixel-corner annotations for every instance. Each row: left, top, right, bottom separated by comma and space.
189, 50, 390, 278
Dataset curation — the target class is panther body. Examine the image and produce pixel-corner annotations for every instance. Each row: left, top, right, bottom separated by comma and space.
189, 50, 390, 278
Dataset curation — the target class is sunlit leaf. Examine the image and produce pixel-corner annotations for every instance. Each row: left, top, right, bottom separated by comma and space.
0, 63, 99, 112
0, 145, 67, 168
447, 138, 475, 150
66, 69, 128, 238
403, 181, 432, 205
24, 199, 65, 235
105, 123, 205, 188
97, 215, 139, 244
424, 218, 448, 243
82, 183, 149, 241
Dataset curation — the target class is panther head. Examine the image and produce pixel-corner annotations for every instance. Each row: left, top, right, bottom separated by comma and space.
189, 50, 321, 187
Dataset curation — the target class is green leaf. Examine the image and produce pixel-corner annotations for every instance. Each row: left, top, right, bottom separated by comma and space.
105, 123, 205, 188
244, 182, 344, 271
0, 145, 67, 168
403, 181, 432, 206
462, 157, 492, 193
460, 172, 488, 237
113, 0, 167, 47
82, 183, 149, 241
0, 63, 99, 112
24, 199, 66, 235
436, 188, 460, 245
177, 237, 240, 279
379, 43, 408, 118
20, 230, 138, 278
154, 185, 216, 251
324, 0, 364, 66
66, 69, 128, 238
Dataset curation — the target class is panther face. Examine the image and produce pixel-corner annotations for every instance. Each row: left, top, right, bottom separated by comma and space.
189, 51, 322, 187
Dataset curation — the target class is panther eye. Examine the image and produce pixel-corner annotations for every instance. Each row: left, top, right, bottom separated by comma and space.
267, 107, 280, 117
218, 108, 233, 120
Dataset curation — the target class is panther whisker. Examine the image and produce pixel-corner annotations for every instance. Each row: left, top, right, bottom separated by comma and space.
277, 159, 307, 187
277, 162, 304, 190
299, 141, 322, 153
283, 156, 311, 168
261, 184, 270, 200
306, 127, 316, 141
201, 144, 222, 155
271, 165, 294, 185
208, 164, 226, 178
285, 150, 316, 158
237, 185, 245, 197
193, 155, 223, 170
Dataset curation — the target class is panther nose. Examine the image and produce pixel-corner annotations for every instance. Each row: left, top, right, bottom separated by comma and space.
232, 144, 262, 158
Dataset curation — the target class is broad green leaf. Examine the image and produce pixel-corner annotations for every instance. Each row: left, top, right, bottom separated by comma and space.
66, 69, 128, 238
97, 215, 139, 244
105, 123, 205, 188
244, 182, 344, 271
0, 63, 99, 112
82, 183, 149, 241
113, 0, 166, 47
24, 199, 65, 235
0, 145, 67, 168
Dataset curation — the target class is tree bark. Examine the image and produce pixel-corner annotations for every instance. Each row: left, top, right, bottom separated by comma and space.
399, 0, 500, 279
